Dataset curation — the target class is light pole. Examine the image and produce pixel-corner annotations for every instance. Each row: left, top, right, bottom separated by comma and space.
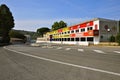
107, 28, 110, 42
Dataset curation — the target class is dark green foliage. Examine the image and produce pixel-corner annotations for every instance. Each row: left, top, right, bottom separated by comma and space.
116, 33, 120, 45
14, 30, 36, 39
9, 30, 26, 39
0, 4, 14, 43
37, 27, 50, 37
109, 35, 115, 42
52, 21, 67, 31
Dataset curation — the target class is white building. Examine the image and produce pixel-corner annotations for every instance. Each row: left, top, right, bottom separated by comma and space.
42, 18, 119, 46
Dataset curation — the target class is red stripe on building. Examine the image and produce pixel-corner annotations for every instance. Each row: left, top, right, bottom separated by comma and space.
70, 34, 76, 38
80, 21, 93, 28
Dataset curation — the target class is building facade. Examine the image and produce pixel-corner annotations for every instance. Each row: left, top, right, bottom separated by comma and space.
44, 18, 119, 46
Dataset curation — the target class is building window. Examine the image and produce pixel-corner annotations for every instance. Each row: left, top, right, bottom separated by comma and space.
75, 38, 79, 41
68, 38, 70, 41
57, 38, 59, 41
87, 37, 93, 41
71, 38, 74, 41
62, 32, 66, 34
87, 27, 89, 31
81, 28, 85, 32
68, 31, 70, 34
52, 39, 55, 41
87, 27, 93, 31
59, 38, 61, 41
71, 30, 74, 33
90, 27, 93, 30
62, 38, 64, 41
81, 37, 86, 41
76, 29, 79, 33
55, 39, 57, 41
64, 38, 67, 41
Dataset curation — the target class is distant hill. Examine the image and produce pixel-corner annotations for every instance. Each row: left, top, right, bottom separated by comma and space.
12, 29, 37, 39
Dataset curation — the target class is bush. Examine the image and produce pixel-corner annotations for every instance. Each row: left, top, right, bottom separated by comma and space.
116, 33, 120, 45
109, 35, 115, 42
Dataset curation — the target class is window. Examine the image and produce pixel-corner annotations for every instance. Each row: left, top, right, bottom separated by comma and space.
87, 27, 90, 31
81, 37, 86, 41
60, 38, 62, 41
62, 38, 64, 41
75, 38, 79, 41
87, 37, 93, 41
68, 38, 70, 41
81, 28, 85, 32
87, 27, 93, 31
64, 38, 67, 41
57, 38, 59, 41
90, 27, 93, 30
64, 32, 67, 34
63, 38, 65, 41
68, 31, 70, 34
52, 39, 55, 41
71, 30, 74, 33
76, 29, 79, 33
71, 38, 74, 41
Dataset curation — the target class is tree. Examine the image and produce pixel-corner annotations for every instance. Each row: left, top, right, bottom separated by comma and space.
37, 27, 50, 37
0, 4, 14, 43
51, 20, 67, 31
9, 30, 26, 39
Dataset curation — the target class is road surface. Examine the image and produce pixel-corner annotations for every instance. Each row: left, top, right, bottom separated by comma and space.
0, 44, 120, 80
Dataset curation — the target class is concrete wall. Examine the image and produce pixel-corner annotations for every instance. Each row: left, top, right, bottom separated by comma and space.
99, 20, 118, 42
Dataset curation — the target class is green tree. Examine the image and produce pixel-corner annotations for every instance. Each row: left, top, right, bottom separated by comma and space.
37, 27, 50, 37
0, 4, 14, 43
9, 30, 26, 39
51, 20, 67, 31
116, 33, 120, 45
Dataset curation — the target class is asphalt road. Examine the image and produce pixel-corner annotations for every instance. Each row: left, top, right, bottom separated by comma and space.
0, 44, 120, 80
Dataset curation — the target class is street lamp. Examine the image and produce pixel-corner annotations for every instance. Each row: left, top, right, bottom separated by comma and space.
107, 28, 111, 41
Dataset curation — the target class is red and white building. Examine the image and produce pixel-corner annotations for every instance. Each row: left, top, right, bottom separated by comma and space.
40, 18, 119, 46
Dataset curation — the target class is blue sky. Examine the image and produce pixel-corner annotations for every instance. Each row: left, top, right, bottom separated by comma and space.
0, 0, 120, 31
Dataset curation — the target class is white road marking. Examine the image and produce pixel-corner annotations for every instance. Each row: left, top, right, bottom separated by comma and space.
57, 47, 62, 49
78, 49, 84, 52
4, 47, 120, 76
65, 48, 71, 50
93, 50, 105, 54
114, 51, 120, 54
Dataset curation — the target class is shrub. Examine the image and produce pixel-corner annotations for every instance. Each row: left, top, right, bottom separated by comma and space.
116, 33, 120, 45
109, 35, 115, 42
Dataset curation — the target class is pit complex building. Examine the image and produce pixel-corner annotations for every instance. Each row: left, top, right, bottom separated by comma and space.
38, 18, 119, 46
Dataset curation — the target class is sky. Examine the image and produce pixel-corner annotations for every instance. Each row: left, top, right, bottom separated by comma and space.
0, 0, 120, 31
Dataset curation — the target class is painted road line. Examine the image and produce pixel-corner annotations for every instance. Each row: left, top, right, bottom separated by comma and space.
4, 47, 120, 76
93, 50, 105, 54
78, 49, 84, 52
65, 48, 71, 51
114, 51, 120, 54
57, 47, 62, 49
